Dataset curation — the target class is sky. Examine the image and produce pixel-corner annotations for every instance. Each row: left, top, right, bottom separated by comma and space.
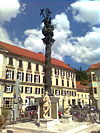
0, 0, 100, 70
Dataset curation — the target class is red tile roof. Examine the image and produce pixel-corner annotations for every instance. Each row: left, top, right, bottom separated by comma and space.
0, 41, 75, 71
87, 62, 100, 71
76, 81, 89, 92
76, 81, 87, 88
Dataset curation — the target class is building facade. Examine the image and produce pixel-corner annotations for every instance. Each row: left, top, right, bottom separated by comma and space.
76, 81, 89, 108
0, 41, 78, 112
87, 62, 100, 109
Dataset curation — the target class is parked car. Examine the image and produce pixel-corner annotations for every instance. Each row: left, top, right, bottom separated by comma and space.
25, 105, 38, 119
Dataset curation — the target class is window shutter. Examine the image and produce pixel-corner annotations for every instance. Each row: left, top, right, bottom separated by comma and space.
63, 71, 65, 76
17, 72, 19, 79
43, 76, 45, 83
38, 88, 40, 94
22, 72, 24, 81
39, 75, 40, 83
25, 87, 27, 93
21, 86, 23, 93
35, 88, 37, 94
11, 85, 13, 92
6, 70, 8, 79
30, 87, 32, 93
34, 75, 36, 82
12, 71, 14, 79
31, 74, 32, 82
4, 85, 7, 92
26, 73, 28, 81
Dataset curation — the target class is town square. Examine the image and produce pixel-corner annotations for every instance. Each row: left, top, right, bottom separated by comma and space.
0, 0, 100, 133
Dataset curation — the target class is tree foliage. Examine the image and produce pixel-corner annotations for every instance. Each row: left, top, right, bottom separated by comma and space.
76, 67, 88, 83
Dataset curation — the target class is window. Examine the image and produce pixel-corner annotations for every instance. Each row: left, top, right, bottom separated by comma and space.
42, 66, 45, 72
68, 72, 70, 77
19, 60, 22, 67
68, 99, 70, 105
67, 91, 71, 96
92, 74, 96, 81
28, 62, 31, 69
17, 72, 24, 81
35, 88, 40, 94
94, 88, 97, 94
6, 70, 14, 79
72, 82, 74, 88
25, 87, 32, 94
51, 89, 54, 95
9, 57, 13, 65
72, 91, 76, 97
67, 80, 69, 87
19, 86, 23, 93
81, 94, 83, 98
61, 90, 66, 96
62, 80, 64, 86
66, 71, 68, 77
41, 88, 45, 94
71, 73, 73, 78
61, 70, 64, 76
55, 90, 60, 96
36, 64, 39, 71
34, 75, 40, 83
26, 73, 32, 82
5, 85, 13, 93
56, 79, 58, 85
43, 76, 45, 83
78, 94, 79, 98
3, 98, 13, 108
55, 69, 59, 75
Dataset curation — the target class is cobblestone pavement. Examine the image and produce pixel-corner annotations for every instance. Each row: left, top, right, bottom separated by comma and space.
2, 118, 100, 133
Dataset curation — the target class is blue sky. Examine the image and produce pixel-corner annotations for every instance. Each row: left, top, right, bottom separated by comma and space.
0, 0, 100, 70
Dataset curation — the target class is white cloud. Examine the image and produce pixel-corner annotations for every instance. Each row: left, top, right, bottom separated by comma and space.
71, 1, 100, 25
68, 27, 100, 64
24, 29, 45, 52
0, 0, 24, 44
23, 11, 100, 65
0, 26, 13, 43
23, 13, 72, 59
0, 0, 21, 23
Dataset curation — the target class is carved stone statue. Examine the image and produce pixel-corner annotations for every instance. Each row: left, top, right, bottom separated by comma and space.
64, 106, 71, 116
43, 91, 51, 119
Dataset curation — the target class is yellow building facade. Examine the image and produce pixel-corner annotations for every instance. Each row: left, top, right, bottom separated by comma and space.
0, 41, 89, 112
87, 62, 100, 109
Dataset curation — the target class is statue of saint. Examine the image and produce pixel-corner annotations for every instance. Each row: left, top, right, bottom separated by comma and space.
43, 91, 51, 119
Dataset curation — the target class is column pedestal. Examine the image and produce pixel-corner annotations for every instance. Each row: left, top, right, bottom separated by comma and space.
36, 96, 59, 120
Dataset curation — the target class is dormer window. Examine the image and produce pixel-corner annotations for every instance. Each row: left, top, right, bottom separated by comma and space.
9, 57, 13, 65
19, 60, 22, 68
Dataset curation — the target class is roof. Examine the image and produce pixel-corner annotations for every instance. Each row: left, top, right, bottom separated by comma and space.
76, 81, 89, 92
0, 41, 75, 71
87, 62, 100, 71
